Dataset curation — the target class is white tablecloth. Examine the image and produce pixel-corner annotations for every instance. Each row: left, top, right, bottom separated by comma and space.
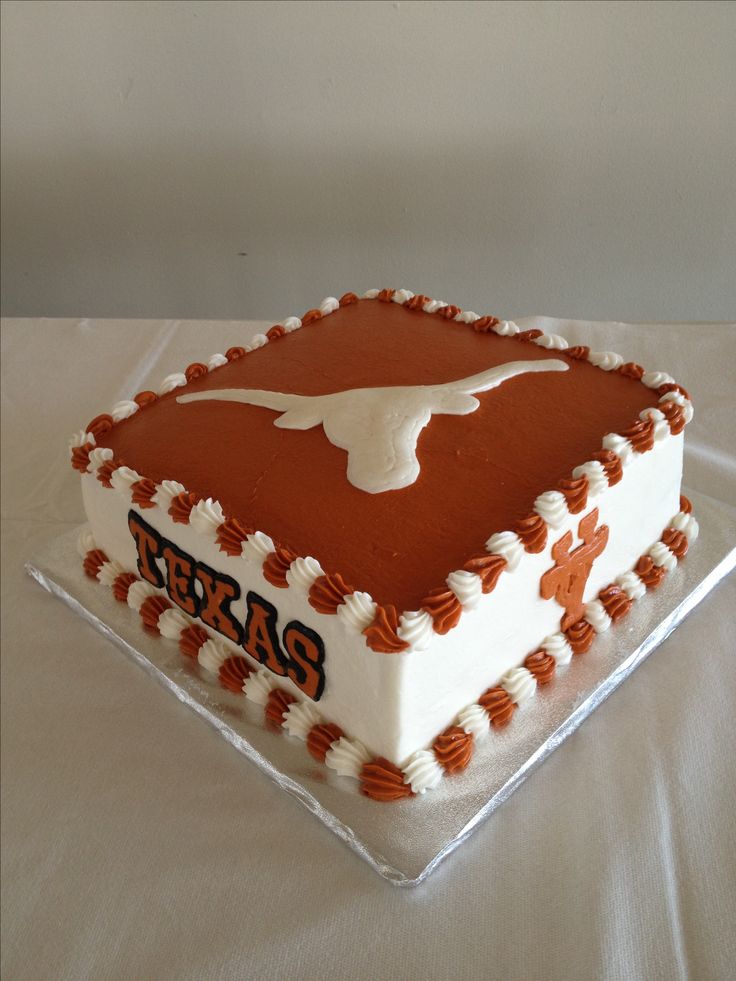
2, 316, 735, 981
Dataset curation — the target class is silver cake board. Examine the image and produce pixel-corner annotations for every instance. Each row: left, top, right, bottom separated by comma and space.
26, 489, 736, 886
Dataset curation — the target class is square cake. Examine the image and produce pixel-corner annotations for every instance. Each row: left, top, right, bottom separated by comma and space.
71, 289, 697, 800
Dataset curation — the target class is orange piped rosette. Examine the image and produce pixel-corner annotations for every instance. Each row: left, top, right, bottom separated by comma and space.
112, 572, 137, 603
139, 594, 172, 633
421, 586, 463, 634
83, 548, 108, 579
635, 555, 666, 589
662, 528, 688, 558
432, 727, 473, 774
307, 723, 343, 762
179, 623, 208, 660
360, 758, 413, 801
592, 450, 623, 486
130, 478, 157, 509
168, 491, 199, 524
262, 547, 297, 588
558, 474, 588, 514
479, 687, 515, 727
514, 513, 547, 554
524, 649, 556, 685
462, 553, 507, 593
309, 573, 354, 615
621, 418, 655, 454
363, 605, 409, 653
598, 585, 632, 622
565, 619, 595, 655
219, 655, 252, 693
265, 688, 297, 726
216, 517, 252, 557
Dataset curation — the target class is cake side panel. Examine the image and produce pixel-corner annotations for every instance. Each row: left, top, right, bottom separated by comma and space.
80, 476, 404, 761
393, 433, 684, 763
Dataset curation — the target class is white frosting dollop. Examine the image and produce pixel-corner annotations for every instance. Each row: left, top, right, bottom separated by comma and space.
534, 333, 568, 350
207, 352, 228, 370
282, 700, 321, 740
602, 432, 634, 467
245, 333, 268, 353
111, 399, 139, 423
447, 570, 483, 610
572, 460, 608, 497
588, 351, 624, 371
126, 579, 156, 613
188, 497, 225, 538
362, 289, 380, 299
397, 610, 435, 652
281, 316, 302, 333
158, 606, 191, 640
197, 638, 230, 675
69, 430, 95, 448
671, 512, 699, 543
642, 370, 675, 389
243, 668, 275, 705
455, 310, 480, 324
151, 479, 186, 510
158, 372, 187, 396
457, 703, 490, 742
319, 296, 340, 316
76, 527, 96, 557
616, 570, 646, 601
584, 599, 612, 634
500, 666, 537, 706
485, 530, 524, 571
658, 390, 694, 423
109, 465, 142, 498
97, 560, 125, 588
533, 490, 569, 529
422, 299, 447, 314
87, 446, 114, 473
542, 632, 573, 667
392, 288, 414, 305
336, 591, 377, 632
649, 541, 677, 573
285, 556, 324, 592
324, 736, 370, 779
402, 750, 444, 794
492, 320, 520, 336
242, 530, 275, 564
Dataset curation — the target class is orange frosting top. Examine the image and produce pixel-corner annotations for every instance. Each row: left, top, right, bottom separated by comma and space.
98, 299, 656, 610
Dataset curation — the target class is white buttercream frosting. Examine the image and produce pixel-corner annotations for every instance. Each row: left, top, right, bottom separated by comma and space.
534, 333, 568, 350
243, 668, 275, 705
245, 333, 268, 352
501, 666, 537, 706
69, 429, 95, 448
447, 570, 483, 610
572, 460, 608, 497
285, 556, 324, 592
397, 610, 435, 652
97, 560, 125, 588
362, 288, 380, 299
616, 570, 646, 601
642, 370, 675, 389
659, 390, 694, 423
324, 736, 370, 779
671, 512, 699, 542
602, 432, 634, 466
584, 599, 612, 634
649, 541, 677, 572
77, 527, 96, 557
492, 320, 520, 336
588, 351, 624, 371
242, 530, 275, 564
533, 490, 568, 529
197, 638, 230, 675
422, 298, 446, 314
111, 399, 139, 422
319, 296, 340, 316
281, 316, 302, 333
207, 352, 228, 370
158, 372, 187, 395
402, 750, 444, 794
87, 446, 114, 472
542, 633, 573, 667
109, 466, 143, 498
126, 579, 156, 612
282, 700, 321, 740
457, 703, 490, 742
158, 606, 191, 640
455, 310, 480, 324
485, 530, 524, 571
151, 479, 186, 510
336, 591, 377, 632
188, 497, 225, 538
392, 288, 414, 305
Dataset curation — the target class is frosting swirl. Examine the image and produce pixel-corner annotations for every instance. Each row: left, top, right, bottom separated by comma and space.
179, 623, 208, 659
541, 632, 573, 666
307, 723, 344, 762
513, 513, 548, 553
336, 591, 377, 632
325, 736, 371, 778
534, 332, 568, 350
649, 541, 677, 573
188, 497, 225, 537
402, 750, 444, 794
591, 450, 623, 485
282, 700, 321, 740
133, 390, 158, 407
207, 352, 228, 370
598, 585, 632, 622
110, 465, 143, 498
150, 478, 185, 510
196, 638, 229, 673
565, 619, 595, 654
485, 531, 524, 571
83, 548, 108, 580
584, 599, 612, 634
479, 687, 516, 727
620, 418, 655, 454
96, 458, 118, 489
457, 703, 490, 742
157, 372, 187, 396
140, 594, 172, 633
285, 555, 324, 591
184, 362, 208, 382
601, 432, 634, 466
635, 555, 666, 589
524, 649, 556, 685
565, 345, 590, 360
111, 399, 139, 422
242, 530, 275, 564
157, 605, 190, 640
265, 687, 297, 727
588, 351, 623, 371
558, 474, 588, 514
112, 572, 137, 603
432, 727, 473, 773
168, 491, 199, 524
661, 528, 688, 558
618, 361, 644, 381
126, 579, 156, 613
396, 610, 435, 652
243, 668, 275, 706
462, 552, 507, 593
659, 400, 687, 434
308, 573, 354, 614
86, 413, 114, 439
572, 461, 608, 497
216, 517, 252, 556
472, 315, 499, 332
219, 655, 253, 693
616, 570, 646, 601
421, 586, 463, 634
363, 605, 410, 653
533, 490, 568, 529
360, 758, 413, 801
500, 667, 537, 705
446, 569, 483, 609
263, 547, 298, 588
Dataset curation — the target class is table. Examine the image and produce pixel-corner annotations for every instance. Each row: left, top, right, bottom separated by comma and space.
2, 316, 734, 981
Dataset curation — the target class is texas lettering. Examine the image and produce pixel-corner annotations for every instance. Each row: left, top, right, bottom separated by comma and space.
128, 510, 326, 700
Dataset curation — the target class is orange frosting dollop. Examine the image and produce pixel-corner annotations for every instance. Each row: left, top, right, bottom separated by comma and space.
130, 478, 157, 508
306, 723, 343, 762
139, 594, 172, 633
262, 546, 297, 588
168, 491, 199, 524
308, 573, 354, 615
598, 585, 632, 622
362, 605, 409, 653
265, 687, 297, 726
219, 655, 252, 693
179, 623, 208, 659
462, 553, 507, 593
360, 758, 414, 801
216, 517, 251, 556
112, 572, 137, 603
565, 619, 595, 654
514, 513, 548, 553
421, 586, 463, 634
479, 687, 516, 727
558, 474, 589, 514
432, 726, 474, 773
524, 649, 556, 685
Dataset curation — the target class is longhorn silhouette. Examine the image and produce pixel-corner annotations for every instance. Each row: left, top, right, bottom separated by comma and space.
177, 358, 568, 493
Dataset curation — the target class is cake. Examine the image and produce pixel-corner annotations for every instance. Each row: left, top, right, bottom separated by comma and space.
71, 289, 698, 800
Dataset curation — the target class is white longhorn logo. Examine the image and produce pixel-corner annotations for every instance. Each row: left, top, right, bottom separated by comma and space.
177, 358, 568, 493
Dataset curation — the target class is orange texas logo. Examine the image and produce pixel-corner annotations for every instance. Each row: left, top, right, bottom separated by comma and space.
128, 511, 326, 701
540, 508, 609, 631
177, 359, 568, 495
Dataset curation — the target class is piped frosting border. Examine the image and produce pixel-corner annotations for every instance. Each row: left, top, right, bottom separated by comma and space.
70, 290, 694, 653
78, 496, 698, 801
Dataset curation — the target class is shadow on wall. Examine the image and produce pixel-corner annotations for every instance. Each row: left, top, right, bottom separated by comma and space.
1, 135, 734, 322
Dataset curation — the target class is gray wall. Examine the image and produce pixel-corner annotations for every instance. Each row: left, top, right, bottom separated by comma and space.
2, 0, 734, 322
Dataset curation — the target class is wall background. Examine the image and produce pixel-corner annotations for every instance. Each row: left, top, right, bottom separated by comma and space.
1, 0, 734, 323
